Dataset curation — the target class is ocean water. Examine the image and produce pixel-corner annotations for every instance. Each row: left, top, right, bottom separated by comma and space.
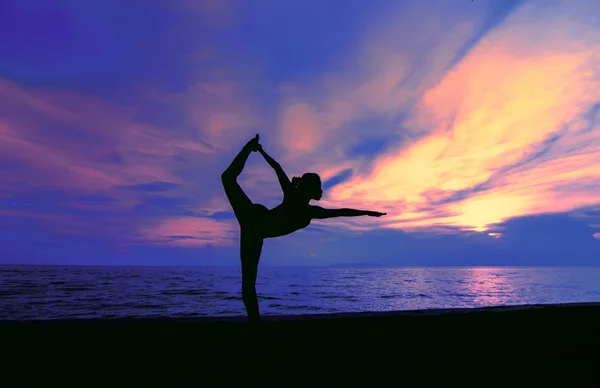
1, 265, 600, 320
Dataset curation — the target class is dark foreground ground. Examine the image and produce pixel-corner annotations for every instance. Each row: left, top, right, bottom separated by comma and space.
3, 303, 600, 387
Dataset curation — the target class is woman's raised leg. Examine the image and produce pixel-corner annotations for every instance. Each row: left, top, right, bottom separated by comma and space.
222, 135, 265, 322
221, 135, 260, 222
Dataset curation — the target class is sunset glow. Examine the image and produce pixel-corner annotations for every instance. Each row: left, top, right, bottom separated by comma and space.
1, 0, 599, 266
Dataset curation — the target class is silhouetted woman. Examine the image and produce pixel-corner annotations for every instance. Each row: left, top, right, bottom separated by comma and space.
221, 134, 386, 322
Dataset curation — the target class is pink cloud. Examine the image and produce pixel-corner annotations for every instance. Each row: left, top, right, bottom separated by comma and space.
280, 101, 322, 152
167, 82, 262, 151
0, 79, 193, 194
0, 70, 260, 247
135, 216, 237, 247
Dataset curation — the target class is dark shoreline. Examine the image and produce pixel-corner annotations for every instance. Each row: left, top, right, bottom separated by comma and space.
2, 301, 600, 325
4, 302, 600, 386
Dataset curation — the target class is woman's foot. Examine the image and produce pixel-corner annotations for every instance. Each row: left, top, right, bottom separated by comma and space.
245, 134, 260, 152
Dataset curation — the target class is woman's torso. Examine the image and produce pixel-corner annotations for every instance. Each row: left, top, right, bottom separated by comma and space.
250, 191, 311, 239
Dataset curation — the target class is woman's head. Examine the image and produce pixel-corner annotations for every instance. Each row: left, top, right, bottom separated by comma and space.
292, 172, 323, 200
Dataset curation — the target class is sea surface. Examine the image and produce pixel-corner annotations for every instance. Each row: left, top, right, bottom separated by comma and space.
2, 265, 600, 320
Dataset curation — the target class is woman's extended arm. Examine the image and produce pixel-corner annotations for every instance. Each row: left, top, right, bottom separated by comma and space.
310, 206, 386, 219
258, 145, 293, 193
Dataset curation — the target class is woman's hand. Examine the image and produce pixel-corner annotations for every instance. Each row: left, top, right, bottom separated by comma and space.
367, 211, 386, 217
245, 134, 260, 152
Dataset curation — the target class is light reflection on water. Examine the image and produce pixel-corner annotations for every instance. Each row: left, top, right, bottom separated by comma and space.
258, 267, 600, 313
1, 266, 600, 319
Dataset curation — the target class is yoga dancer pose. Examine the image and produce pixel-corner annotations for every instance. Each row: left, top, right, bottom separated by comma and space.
221, 134, 386, 322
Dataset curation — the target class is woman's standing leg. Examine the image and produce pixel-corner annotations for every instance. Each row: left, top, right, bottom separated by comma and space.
240, 230, 264, 322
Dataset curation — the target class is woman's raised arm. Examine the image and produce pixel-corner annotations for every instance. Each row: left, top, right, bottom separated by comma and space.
257, 144, 293, 194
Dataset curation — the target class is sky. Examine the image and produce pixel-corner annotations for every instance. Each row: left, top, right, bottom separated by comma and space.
1, 0, 599, 267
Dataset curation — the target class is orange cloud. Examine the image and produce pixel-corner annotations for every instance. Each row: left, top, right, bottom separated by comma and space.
322, 0, 600, 233
268, 2, 494, 206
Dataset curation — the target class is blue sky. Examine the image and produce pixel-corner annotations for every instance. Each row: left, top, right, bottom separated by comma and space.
1, 0, 599, 266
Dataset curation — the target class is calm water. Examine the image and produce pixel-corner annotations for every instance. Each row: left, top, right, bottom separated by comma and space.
2, 265, 600, 320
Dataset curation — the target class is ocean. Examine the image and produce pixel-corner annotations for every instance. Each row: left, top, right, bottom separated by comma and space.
2, 265, 600, 320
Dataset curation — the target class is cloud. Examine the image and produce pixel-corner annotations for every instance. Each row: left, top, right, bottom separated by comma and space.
0, 62, 254, 248
280, 101, 322, 152
261, 0, 512, 211
2, 0, 599, 261
135, 216, 237, 247
117, 181, 181, 193
310, 0, 600, 234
